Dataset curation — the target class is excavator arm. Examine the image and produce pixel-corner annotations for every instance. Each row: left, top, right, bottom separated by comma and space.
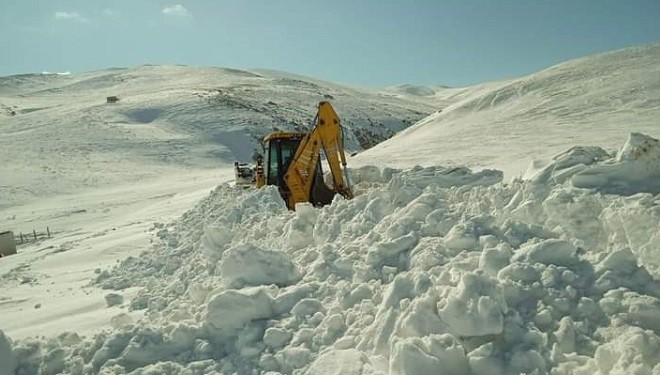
284, 102, 353, 208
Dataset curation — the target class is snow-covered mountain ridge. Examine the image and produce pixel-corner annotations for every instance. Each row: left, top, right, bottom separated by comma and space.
0, 66, 436, 209
354, 43, 660, 177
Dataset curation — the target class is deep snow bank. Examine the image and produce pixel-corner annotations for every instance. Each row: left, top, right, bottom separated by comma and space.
1, 135, 659, 375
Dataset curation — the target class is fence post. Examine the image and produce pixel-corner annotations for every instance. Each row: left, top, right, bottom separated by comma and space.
47, 227, 51, 238
33, 230, 37, 241
20, 232, 24, 244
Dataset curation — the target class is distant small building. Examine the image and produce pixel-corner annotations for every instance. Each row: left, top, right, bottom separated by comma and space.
107, 96, 120, 103
0, 231, 16, 257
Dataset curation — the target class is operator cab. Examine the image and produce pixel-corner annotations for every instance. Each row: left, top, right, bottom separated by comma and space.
265, 133, 303, 188
263, 132, 335, 208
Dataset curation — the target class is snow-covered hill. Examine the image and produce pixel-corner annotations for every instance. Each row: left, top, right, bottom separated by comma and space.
354, 43, 660, 177
0, 66, 436, 209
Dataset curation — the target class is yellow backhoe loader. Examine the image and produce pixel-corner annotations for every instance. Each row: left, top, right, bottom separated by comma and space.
237, 101, 353, 210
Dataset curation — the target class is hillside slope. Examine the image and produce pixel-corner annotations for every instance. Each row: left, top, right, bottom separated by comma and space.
0, 66, 436, 208
353, 43, 660, 177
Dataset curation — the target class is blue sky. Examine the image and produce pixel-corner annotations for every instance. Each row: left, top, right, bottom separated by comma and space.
1, 1, 659, 87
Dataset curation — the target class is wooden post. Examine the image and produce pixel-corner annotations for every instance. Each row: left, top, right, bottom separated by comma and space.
47, 227, 51, 238
20, 232, 24, 244
33, 229, 37, 241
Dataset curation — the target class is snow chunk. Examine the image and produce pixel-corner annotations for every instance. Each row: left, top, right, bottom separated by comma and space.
600, 194, 660, 279
512, 239, 578, 267
358, 275, 415, 355
286, 202, 318, 249
593, 326, 660, 375
117, 326, 197, 371
390, 165, 503, 190
468, 343, 505, 375
390, 334, 469, 375
444, 222, 480, 252
373, 231, 419, 259
572, 133, 660, 195
200, 224, 233, 261
275, 346, 311, 373
594, 249, 660, 295
497, 262, 540, 283
219, 243, 301, 288
479, 244, 513, 276
554, 316, 577, 354
291, 298, 325, 318
552, 146, 611, 170
509, 349, 547, 374
617, 132, 660, 162
340, 284, 374, 309
263, 327, 292, 350
531, 146, 610, 184
306, 348, 368, 375
601, 289, 660, 332
348, 165, 398, 185
395, 295, 446, 339
438, 272, 506, 337
205, 288, 273, 333
273, 283, 319, 315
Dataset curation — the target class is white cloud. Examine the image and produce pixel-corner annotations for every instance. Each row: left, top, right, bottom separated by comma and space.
162, 4, 192, 18
103, 9, 115, 17
54, 11, 88, 23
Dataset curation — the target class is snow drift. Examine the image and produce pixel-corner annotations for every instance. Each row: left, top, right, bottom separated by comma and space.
1, 133, 658, 375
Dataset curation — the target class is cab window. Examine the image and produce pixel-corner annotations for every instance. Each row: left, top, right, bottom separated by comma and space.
266, 138, 301, 186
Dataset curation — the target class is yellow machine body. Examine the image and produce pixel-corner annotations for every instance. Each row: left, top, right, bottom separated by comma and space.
254, 102, 353, 209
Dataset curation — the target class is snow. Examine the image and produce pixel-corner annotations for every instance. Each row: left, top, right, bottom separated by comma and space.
219, 244, 301, 288
0, 65, 436, 209
390, 334, 469, 375
352, 43, 660, 178
1, 44, 659, 375
570, 133, 660, 195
